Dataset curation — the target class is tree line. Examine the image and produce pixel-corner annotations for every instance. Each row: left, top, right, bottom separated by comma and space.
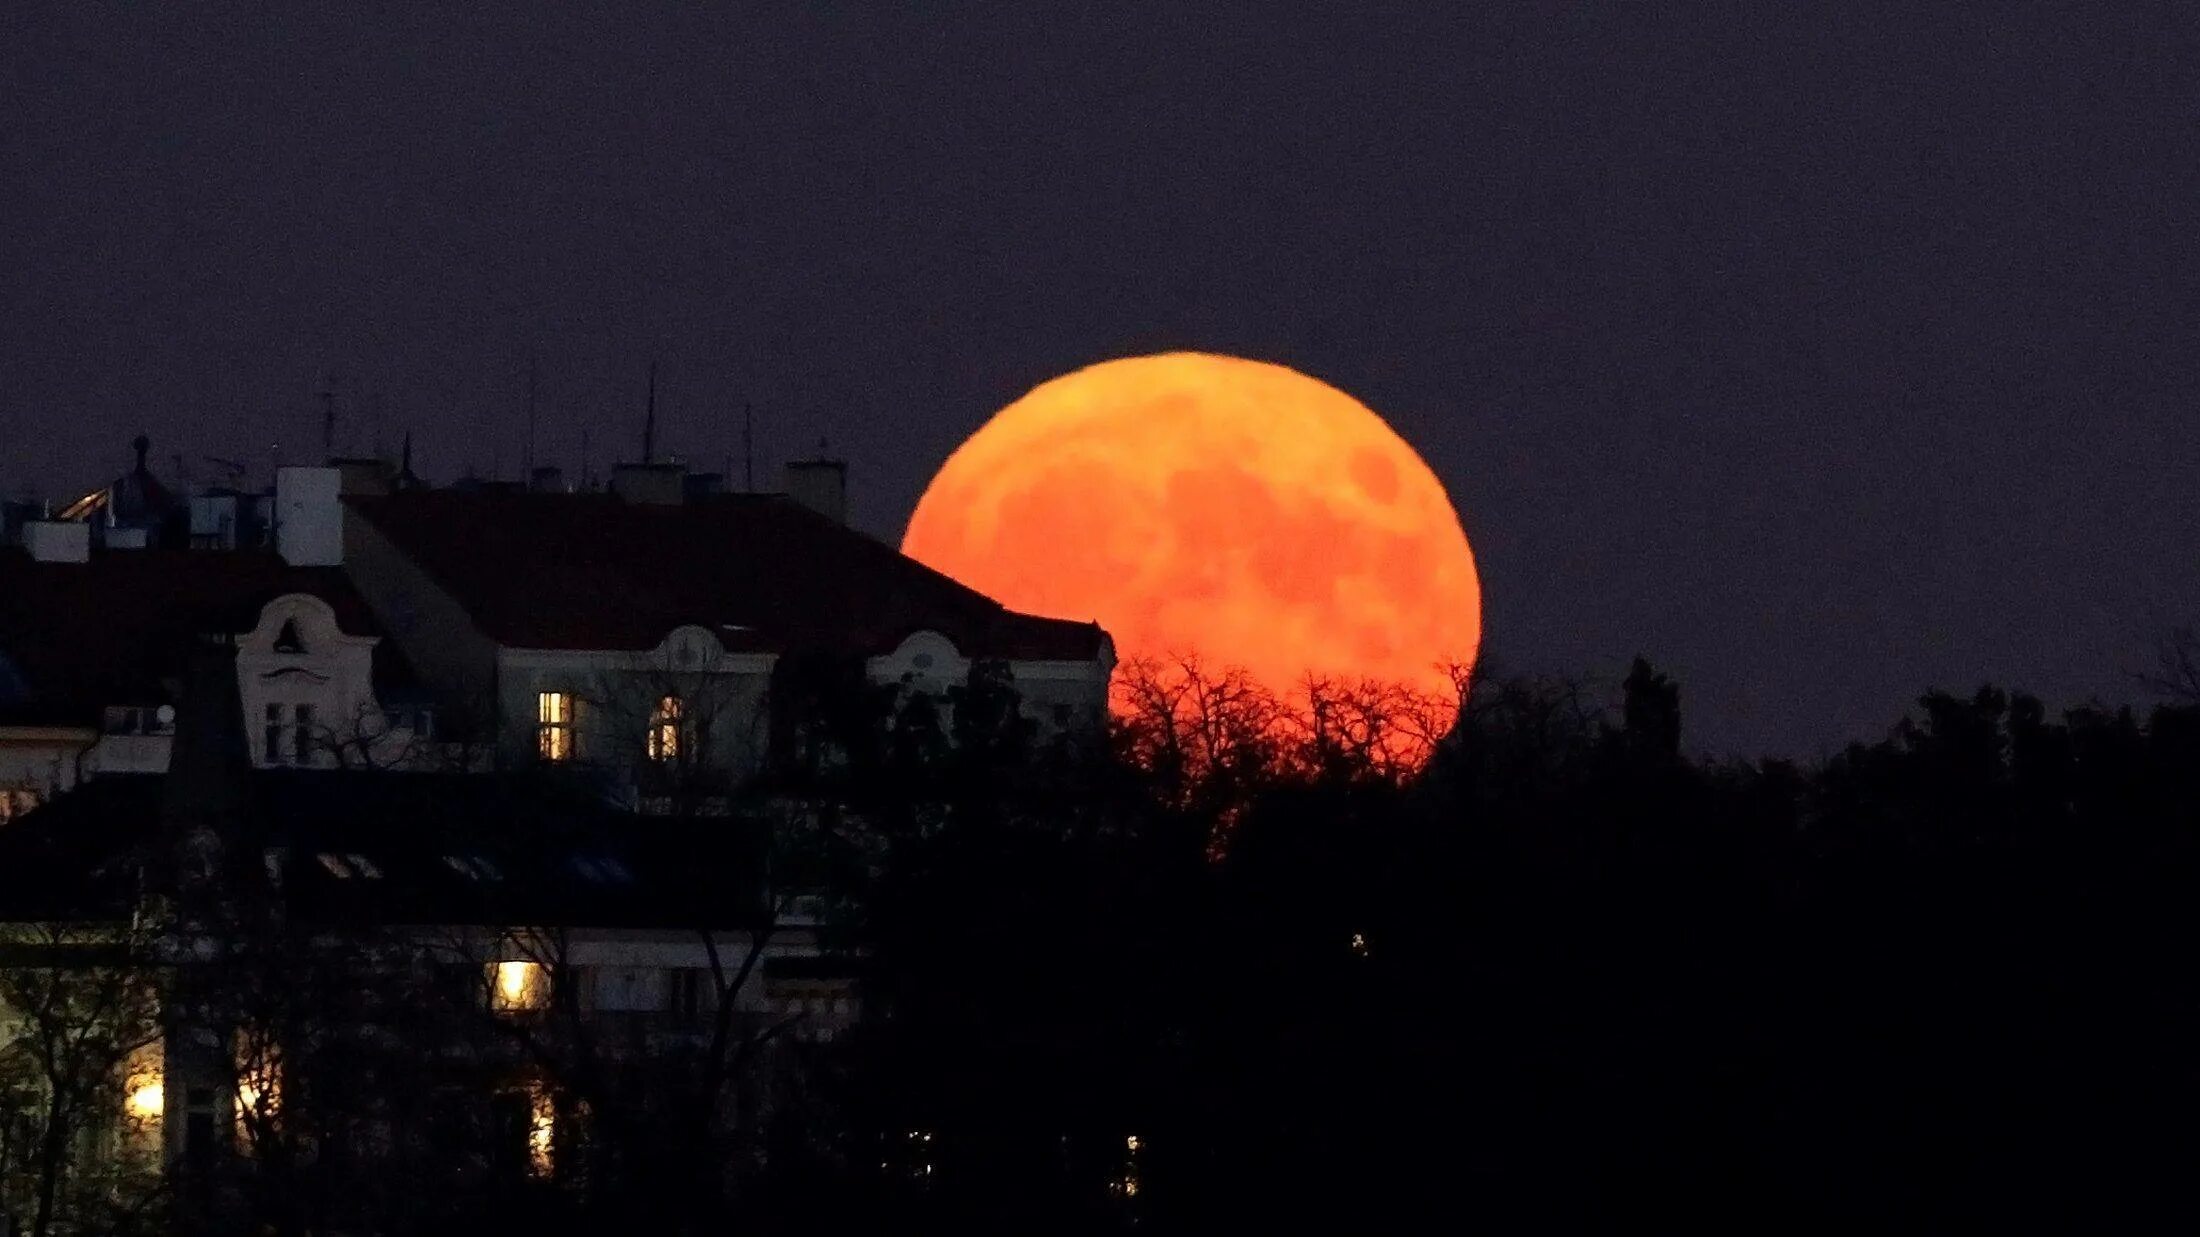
6, 648, 2200, 1232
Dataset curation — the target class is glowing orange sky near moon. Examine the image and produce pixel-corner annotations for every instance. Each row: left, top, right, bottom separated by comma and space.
901, 353, 1482, 707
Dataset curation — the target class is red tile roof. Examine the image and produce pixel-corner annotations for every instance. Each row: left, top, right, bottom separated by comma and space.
0, 548, 408, 726
345, 491, 1108, 662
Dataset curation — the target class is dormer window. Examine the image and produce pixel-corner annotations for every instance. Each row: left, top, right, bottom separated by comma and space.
538, 692, 575, 763
647, 695, 684, 762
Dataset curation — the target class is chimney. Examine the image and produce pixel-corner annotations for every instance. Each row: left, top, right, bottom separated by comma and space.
275, 466, 344, 565
610, 461, 685, 505
25, 520, 91, 563
160, 642, 251, 914
784, 456, 847, 524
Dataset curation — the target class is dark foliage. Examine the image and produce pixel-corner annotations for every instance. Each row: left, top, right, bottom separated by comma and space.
833, 667, 2200, 1232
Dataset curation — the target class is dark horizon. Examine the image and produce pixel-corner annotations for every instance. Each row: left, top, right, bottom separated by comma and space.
6, 3, 2196, 760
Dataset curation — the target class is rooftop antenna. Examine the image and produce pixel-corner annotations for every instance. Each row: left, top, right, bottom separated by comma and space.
316, 372, 337, 460
579, 425, 591, 489
742, 400, 755, 491
642, 360, 658, 464
524, 355, 539, 478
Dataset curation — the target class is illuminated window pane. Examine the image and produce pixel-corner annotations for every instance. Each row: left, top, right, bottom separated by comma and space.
529, 1083, 555, 1178
489, 960, 550, 1012
537, 692, 574, 762
647, 694, 683, 762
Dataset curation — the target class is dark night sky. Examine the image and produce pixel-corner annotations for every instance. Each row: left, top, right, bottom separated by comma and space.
4, 3, 2196, 758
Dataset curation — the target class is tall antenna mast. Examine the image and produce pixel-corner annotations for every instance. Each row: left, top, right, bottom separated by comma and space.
642, 360, 658, 464
316, 372, 337, 460
742, 400, 755, 491
524, 355, 539, 477
579, 426, 591, 489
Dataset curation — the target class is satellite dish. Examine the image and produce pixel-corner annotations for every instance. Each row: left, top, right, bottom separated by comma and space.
155, 705, 176, 725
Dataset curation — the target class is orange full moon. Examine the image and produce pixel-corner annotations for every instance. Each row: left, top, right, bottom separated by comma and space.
902, 352, 1487, 708
901, 353, 1482, 708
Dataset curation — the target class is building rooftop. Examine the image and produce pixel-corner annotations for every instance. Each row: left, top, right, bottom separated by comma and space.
0, 547, 414, 726
347, 489, 1108, 662
0, 770, 772, 930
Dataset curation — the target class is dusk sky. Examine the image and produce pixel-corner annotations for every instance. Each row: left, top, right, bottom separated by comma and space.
5, 3, 2195, 758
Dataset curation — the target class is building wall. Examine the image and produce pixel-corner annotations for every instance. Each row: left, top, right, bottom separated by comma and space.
1007, 658, 1115, 736
234, 593, 419, 769
0, 728, 94, 819
497, 627, 777, 782
867, 630, 1114, 739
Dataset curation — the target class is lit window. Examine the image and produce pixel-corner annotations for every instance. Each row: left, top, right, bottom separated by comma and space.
122, 1040, 166, 1138
537, 692, 574, 762
0, 785, 42, 825
528, 1082, 555, 1178
126, 1080, 164, 1120
489, 960, 550, 1012
233, 1037, 283, 1146
647, 694, 683, 762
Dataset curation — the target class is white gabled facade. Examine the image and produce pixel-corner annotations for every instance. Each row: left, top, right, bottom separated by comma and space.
235, 592, 427, 770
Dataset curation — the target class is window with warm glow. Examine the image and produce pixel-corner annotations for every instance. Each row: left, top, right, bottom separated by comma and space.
488, 959, 551, 1012
647, 694, 683, 762
232, 1035, 283, 1147
126, 1079, 164, 1121
528, 1083, 556, 1178
0, 784, 42, 825
537, 692, 574, 762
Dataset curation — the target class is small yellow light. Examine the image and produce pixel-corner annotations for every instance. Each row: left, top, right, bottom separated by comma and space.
1125, 1134, 1141, 1153
127, 1082, 164, 1119
493, 960, 546, 1010
528, 1085, 556, 1178
1350, 932, 1369, 957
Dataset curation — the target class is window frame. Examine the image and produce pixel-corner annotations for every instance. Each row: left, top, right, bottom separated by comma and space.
646, 693, 684, 763
537, 691, 575, 763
